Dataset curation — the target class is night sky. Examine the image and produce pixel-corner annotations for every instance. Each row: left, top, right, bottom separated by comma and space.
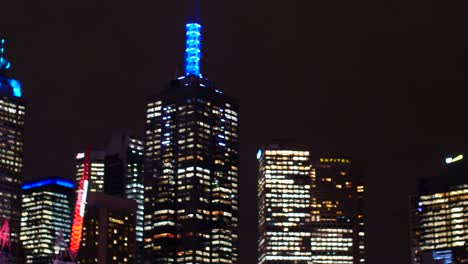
2, 0, 468, 263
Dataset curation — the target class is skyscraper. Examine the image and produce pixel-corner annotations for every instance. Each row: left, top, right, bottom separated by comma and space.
257, 146, 366, 264
78, 192, 137, 264
75, 150, 105, 193
20, 177, 74, 264
105, 129, 145, 264
257, 145, 313, 263
0, 37, 25, 261
311, 157, 366, 264
144, 23, 240, 263
410, 154, 468, 264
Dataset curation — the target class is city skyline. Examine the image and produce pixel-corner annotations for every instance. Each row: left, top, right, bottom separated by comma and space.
2, 1, 468, 264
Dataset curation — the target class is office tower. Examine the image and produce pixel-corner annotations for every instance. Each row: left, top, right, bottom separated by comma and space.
257, 145, 313, 263
78, 192, 137, 264
0, 37, 25, 261
75, 150, 105, 193
410, 154, 468, 264
20, 177, 74, 264
144, 23, 240, 263
105, 129, 145, 264
310, 157, 366, 264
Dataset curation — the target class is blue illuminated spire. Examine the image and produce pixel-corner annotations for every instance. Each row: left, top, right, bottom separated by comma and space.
0, 38, 11, 71
0, 38, 22, 97
185, 23, 202, 77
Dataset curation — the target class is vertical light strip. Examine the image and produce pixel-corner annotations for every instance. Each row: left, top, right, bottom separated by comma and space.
69, 150, 91, 257
185, 23, 202, 77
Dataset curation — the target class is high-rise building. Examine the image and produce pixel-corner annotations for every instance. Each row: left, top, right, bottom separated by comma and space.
75, 150, 105, 193
257, 145, 313, 263
311, 157, 366, 264
144, 23, 239, 263
410, 154, 468, 264
20, 177, 74, 264
0, 37, 25, 261
105, 129, 145, 264
256, 146, 366, 264
78, 192, 137, 264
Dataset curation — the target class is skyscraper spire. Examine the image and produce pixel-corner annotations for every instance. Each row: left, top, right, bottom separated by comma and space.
0, 38, 22, 97
184, 23, 202, 77
184, 0, 202, 77
0, 38, 11, 71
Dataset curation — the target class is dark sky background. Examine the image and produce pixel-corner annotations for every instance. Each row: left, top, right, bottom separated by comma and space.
2, 0, 468, 263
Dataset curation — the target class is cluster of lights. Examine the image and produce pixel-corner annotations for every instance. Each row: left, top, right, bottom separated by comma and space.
75, 151, 105, 193
258, 149, 313, 263
415, 185, 468, 251
432, 250, 453, 264
20, 180, 73, 263
320, 158, 351, 164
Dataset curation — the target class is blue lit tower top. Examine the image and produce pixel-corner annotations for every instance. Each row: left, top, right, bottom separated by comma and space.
0, 38, 11, 71
185, 23, 202, 77
22, 177, 74, 190
0, 38, 22, 97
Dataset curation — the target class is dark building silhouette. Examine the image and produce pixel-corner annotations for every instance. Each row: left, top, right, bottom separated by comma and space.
78, 192, 137, 264
105, 129, 145, 264
0, 37, 25, 263
144, 23, 240, 263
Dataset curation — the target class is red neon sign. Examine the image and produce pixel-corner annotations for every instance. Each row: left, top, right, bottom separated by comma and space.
69, 150, 90, 257
0, 219, 11, 252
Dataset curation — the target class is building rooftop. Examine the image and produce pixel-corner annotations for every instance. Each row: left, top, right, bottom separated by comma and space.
22, 177, 74, 190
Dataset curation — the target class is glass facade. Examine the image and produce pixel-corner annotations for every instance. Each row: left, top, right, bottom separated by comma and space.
410, 159, 468, 264
257, 146, 313, 263
20, 177, 74, 264
144, 75, 239, 263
